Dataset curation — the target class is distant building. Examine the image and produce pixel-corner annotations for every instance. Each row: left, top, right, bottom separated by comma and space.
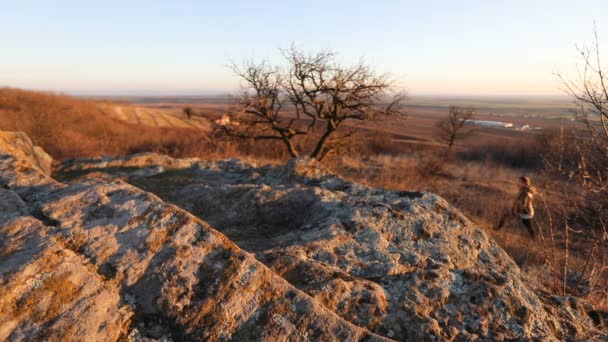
465, 120, 514, 128
215, 114, 239, 126
465, 120, 542, 131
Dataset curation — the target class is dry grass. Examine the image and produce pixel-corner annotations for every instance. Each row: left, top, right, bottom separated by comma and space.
2, 88, 606, 305
326, 151, 608, 306
0, 88, 212, 160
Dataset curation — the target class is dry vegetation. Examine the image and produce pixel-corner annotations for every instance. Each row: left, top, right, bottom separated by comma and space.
330, 128, 608, 307
2, 85, 607, 309
0, 88, 211, 159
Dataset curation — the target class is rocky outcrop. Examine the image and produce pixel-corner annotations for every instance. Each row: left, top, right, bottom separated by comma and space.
1, 135, 388, 341
0, 211, 131, 341
2, 134, 606, 341
68, 155, 607, 341
0, 132, 53, 176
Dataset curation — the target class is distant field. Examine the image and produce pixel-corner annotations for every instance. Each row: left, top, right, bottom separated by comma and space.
102, 104, 212, 131
405, 95, 575, 118
116, 94, 575, 117
115, 95, 577, 149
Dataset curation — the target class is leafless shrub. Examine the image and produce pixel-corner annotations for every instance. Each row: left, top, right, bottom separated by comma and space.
416, 152, 448, 179
539, 27, 608, 300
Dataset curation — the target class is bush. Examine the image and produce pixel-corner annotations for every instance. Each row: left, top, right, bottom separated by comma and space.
457, 136, 548, 170
416, 152, 448, 179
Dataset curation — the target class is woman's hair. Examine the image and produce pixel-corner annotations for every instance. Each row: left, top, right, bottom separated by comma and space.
520, 176, 532, 190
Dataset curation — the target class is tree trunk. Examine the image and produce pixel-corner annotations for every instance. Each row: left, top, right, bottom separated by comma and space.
283, 138, 299, 158
448, 136, 454, 150
310, 122, 335, 160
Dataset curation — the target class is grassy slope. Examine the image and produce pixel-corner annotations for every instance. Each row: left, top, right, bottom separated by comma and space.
0, 88, 210, 160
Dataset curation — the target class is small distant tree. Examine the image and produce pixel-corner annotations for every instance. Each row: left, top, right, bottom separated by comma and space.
436, 106, 475, 149
183, 107, 193, 120
218, 46, 406, 160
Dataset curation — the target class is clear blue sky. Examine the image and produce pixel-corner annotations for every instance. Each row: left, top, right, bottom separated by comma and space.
1, 0, 606, 96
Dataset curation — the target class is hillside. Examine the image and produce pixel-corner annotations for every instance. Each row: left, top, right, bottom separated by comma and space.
104, 104, 211, 130
1, 131, 605, 341
0, 88, 210, 160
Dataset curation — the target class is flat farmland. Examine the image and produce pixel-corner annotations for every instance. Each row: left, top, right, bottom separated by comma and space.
124, 95, 577, 150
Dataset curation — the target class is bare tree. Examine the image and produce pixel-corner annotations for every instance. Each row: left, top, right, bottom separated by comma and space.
436, 106, 474, 149
218, 47, 406, 160
541, 27, 608, 298
555, 27, 608, 224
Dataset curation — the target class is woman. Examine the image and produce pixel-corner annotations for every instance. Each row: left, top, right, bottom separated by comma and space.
495, 176, 535, 237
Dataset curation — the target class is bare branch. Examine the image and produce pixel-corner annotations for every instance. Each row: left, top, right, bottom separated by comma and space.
436, 106, 475, 150
220, 46, 406, 160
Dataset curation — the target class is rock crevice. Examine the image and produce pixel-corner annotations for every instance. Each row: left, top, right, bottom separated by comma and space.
0, 133, 388, 341
1, 132, 606, 341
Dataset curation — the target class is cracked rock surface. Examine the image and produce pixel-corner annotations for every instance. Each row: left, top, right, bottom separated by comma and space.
63, 152, 608, 341
1, 132, 606, 341
1, 132, 387, 341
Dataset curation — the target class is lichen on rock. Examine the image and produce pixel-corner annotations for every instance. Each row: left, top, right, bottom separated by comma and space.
1, 132, 606, 341
0, 133, 387, 341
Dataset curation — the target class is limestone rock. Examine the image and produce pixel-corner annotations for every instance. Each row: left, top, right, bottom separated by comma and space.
0, 131, 53, 175
112, 157, 606, 341
2, 132, 606, 341
0, 134, 388, 341
0, 216, 132, 341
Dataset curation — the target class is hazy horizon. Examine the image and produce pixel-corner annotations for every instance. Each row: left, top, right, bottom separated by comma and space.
6, 86, 576, 99
2, 0, 607, 96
